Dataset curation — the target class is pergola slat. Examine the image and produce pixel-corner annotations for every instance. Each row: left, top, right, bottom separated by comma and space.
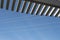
6, 0, 10, 10
11, 0, 16, 11
1, 0, 4, 8
16, 0, 21, 12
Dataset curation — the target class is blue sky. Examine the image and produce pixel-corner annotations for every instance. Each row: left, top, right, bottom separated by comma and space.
0, 0, 60, 40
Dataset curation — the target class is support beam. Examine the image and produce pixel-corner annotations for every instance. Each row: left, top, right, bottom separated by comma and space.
25, 0, 60, 8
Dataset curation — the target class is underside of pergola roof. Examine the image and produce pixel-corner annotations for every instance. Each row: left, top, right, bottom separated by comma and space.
0, 0, 60, 18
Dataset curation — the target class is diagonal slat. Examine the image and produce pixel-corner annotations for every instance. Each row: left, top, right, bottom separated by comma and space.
39, 5, 46, 15
34, 4, 41, 15
31, 3, 37, 15
25, 2, 30, 13
26, 2, 32, 14
48, 7, 55, 16
40, 5, 48, 16
30, 3, 36, 14
6, 0, 10, 10
16, 0, 21, 12
50, 8, 57, 16
58, 12, 60, 17
55, 10, 60, 17
1, 0, 4, 8
36, 4, 42, 15
53, 8, 60, 16
21, 1, 26, 13
45, 7, 52, 16
11, 0, 16, 11
43, 6, 50, 15
20, 1, 25, 12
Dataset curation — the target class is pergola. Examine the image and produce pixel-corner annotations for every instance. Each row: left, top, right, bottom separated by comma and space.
0, 0, 60, 18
